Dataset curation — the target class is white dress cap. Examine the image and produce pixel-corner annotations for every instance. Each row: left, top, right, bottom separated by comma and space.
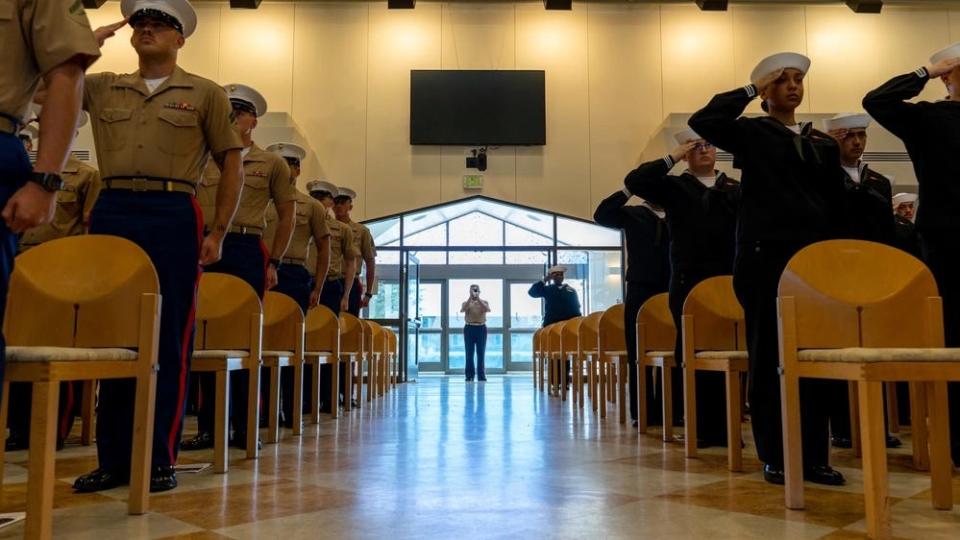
223, 83, 268, 117
121, 0, 198, 38
336, 187, 358, 200
750, 52, 811, 86
547, 265, 567, 274
930, 42, 960, 65
307, 180, 339, 195
823, 113, 871, 132
266, 142, 306, 161
673, 128, 702, 145
892, 193, 918, 206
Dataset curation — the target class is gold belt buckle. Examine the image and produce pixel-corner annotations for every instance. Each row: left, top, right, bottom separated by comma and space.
131, 178, 149, 192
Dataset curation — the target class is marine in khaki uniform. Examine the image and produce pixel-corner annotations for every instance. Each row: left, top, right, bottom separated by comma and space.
184, 83, 297, 453
76, 0, 244, 494
308, 180, 358, 411
263, 143, 331, 427
333, 187, 377, 317
1, 1, 99, 467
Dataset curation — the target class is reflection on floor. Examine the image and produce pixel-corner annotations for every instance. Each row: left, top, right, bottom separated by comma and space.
2, 375, 960, 539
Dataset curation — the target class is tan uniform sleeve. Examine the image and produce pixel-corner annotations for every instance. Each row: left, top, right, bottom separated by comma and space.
80, 167, 101, 222
360, 226, 376, 259
29, 0, 101, 73
269, 159, 296, 205
82, 72, 113, 114
311, 202, 330, 240
342, 223, 360, 259
202, 85, 242, 155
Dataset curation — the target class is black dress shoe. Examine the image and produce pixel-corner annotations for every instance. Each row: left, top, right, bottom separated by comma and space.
804, 465, 846, 486
73, 468, 129, 492
465, 377, 474, 382
180, 432, 214, 451
4, 431, 27, 451
763, 464, 785, 485
886, 435, 902, 448
150, 465, 177, 493
478, 377, 487, 382
229, 433, 263, 451
831, 436, 853, 449
632, 420, 639, 428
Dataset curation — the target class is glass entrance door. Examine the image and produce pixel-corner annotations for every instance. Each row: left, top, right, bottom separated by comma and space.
506, 281, 542, 371
447, 279, 504, 375
402, 253, 420, 382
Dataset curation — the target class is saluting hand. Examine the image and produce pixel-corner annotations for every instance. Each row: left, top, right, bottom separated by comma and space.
670, 142, 697, 163
2, 183, 55, 233
95, 19, 128, 47
199, 233, 224, 266
755, 68, 784, 94
827, 128, 849, 143
927, 57, 960, 78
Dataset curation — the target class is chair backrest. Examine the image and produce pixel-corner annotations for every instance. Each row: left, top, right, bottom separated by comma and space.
532, 328, 542, 356
560, 316, 583, 357
367, 320, 386, 357
547, 322, 563, 354
262, 292, 305, 353
636, 293, 675, 353
579, 311, 603, 356
779, 239, 941, 349
6, 235, 160, 348
386, 328, 398, 355
339, 313, 364, 354
194, 272, 263, 352
599, 303, 626, 353
305, 305, 340, 354
682, 276, 745, 351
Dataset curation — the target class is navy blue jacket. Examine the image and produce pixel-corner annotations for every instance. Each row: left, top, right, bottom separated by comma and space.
528, 281, 582, 327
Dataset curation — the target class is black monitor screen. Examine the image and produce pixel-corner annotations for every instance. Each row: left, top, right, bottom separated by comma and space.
410, 70, 546, 146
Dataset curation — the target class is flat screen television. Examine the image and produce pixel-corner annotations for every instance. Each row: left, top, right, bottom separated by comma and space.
410, 70, 546, 146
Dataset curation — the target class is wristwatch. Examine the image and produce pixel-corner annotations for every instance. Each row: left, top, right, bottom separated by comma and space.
29, 172, 63, 193
268, 258, 281, 267
363, 292, 373, 299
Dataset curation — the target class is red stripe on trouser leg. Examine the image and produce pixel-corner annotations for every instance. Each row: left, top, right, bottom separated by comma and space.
58, 382, 75, 441
260, 239, 270, 293
166, 196, 204, 463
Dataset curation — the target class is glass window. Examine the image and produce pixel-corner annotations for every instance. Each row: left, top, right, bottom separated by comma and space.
419, 282, 443, 330
448, 212, 503, 246
405, 223, 446, 247
505, 223, 552, 246
418, 333, 442, 366
366, 280, 400, 319
448, 251, 504, 265
508, 283, 542, 329
509, 332, 534, 366
408, 250, 446, 265
504, 251, 548, 265
375, 249, 400, 265
367, 217, 400, 246
588, 250, 623, 313
449, 332, 504, 370
557, 216, 621, 247
447, 279, 503, 327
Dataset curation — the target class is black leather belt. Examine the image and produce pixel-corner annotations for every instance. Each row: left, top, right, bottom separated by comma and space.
227, 224, 263, 237
103, 176, 196, 195
281, 256, 305, 266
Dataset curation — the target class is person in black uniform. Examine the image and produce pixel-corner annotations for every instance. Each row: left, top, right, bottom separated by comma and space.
891, 193, 921, 259
689, 52, 847, 486
594, 193, 671, 427
622, 127, 740, 446
528, 266, 582, 327
864, 42, 960, 466
823, 112, 902, 449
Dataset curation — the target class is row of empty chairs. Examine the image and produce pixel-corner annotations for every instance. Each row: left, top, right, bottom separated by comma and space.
534, 240, 959, 538
0, 235, 400, 538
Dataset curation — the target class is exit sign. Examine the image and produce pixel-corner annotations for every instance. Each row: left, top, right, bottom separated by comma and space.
463, 174, 483, 190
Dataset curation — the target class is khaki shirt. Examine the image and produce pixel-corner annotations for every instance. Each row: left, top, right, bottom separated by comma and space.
197, 143, 295, 229
1, 0, 100, 124
19, 157, 101, 249
263, 191, 329, 262
83, 66, 241, 183
309, 214, 358, 280
348, 220, 377, 261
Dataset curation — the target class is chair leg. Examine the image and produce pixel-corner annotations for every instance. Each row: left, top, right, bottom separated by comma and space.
332, 360, 341, 417
25, 381, 58, 540
366, 356, 373, 403
310, 360, 321, 424
662, 366, 674, 442
684, 364, 698, 458
214, 370, 229, 473
128, 367, 157, 515
885, 382, 900, 435
638, 364, 648, 433
859, 381, 891, 539
246, 365, 261, 459
578, 357, 585, 410
849, 381, 862, 458
589, 358, 597, 413
292, 363, 304, 436
561, 357, 568, 403
780, 370, 805, 510
910, 382, 930, 471
266, 364, 281, 444
926, 381, 953, 510
599, 359, 607, 419
618, 356, 627, 425
725, 370, 743, 472
0, 381, 9, 486
80, 380, 95, 446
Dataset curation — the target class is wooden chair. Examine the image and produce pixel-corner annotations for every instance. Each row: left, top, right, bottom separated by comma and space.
386, 328, 399, 389
364, 320, 387, 400
190, 272, 263, 472
339, 313, 363, 410
578, 312, 603, 413
261, 292, 304, 444
547, 323, 564, 397
0, 235, 160, 538
599, 305, 629, 424
532, 329, 542, 390
680, 276, 748, 471
636, 293, 677, 440
560, 317, 583, 404
778, 239, 959, 538
304, 306, 340, 420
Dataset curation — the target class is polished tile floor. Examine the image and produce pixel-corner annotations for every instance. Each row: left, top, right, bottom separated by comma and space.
2, 375, 960, 539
